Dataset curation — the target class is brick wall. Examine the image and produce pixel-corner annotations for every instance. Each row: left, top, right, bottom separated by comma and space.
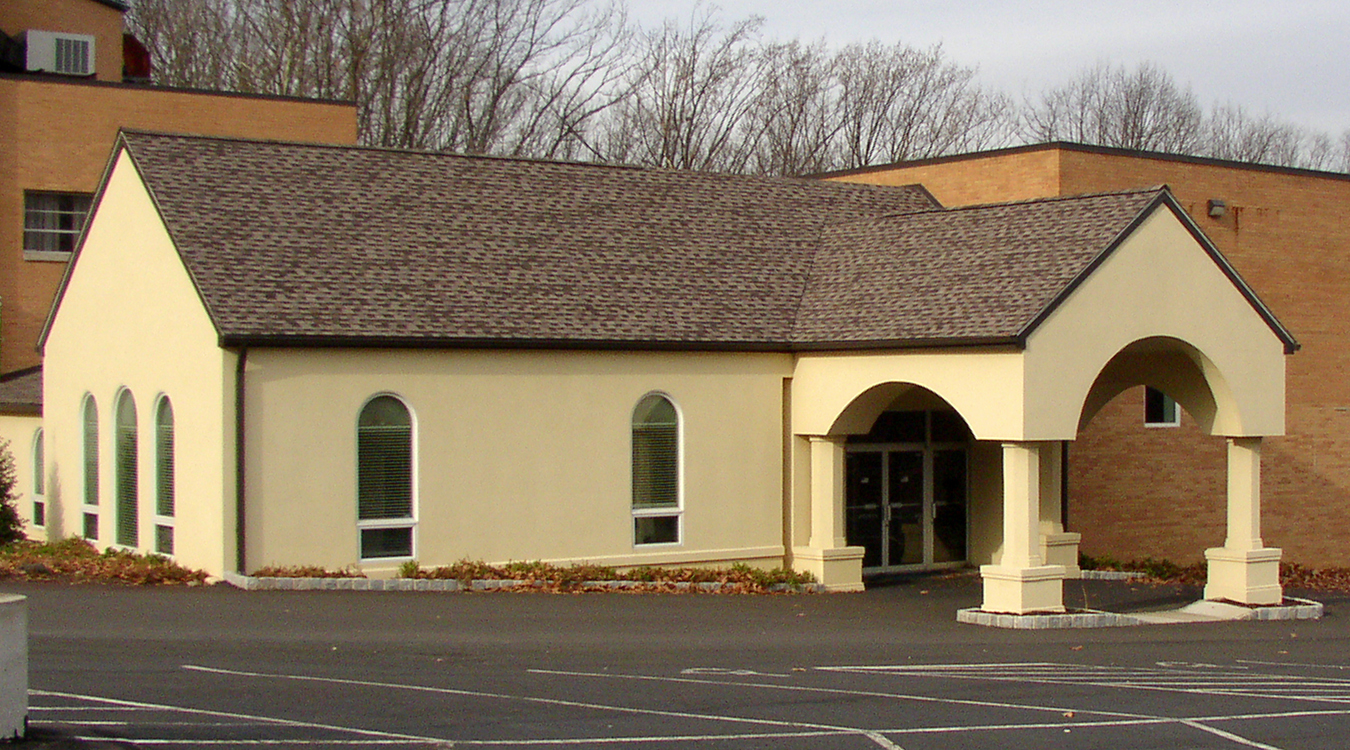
0, 0, 126, 82
0, 76, 358, 371
832, 146, 1350, 566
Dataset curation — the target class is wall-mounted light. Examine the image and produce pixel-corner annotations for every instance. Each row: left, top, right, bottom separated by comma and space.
1207, 199, 1227, 218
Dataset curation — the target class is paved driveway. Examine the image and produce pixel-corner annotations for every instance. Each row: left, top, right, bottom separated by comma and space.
6, 574, 1350, 749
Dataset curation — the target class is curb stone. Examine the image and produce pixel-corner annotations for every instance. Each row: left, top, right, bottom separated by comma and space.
221, 571, 821, 594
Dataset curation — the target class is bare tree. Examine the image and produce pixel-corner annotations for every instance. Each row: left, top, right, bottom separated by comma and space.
599, 11, 766, 171
741, 40, 840, 176
834, 41, 1013, 169
1023, 62, 1204, 152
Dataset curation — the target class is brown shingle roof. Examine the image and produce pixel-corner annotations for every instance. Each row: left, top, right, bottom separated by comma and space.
794, 191, 1163, 345
0, 367, 41, 415
86, 132, 1289, 352
119, 132, 937, 348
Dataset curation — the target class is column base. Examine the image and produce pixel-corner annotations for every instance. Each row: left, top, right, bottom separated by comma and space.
1204, 546, 1283, 605
1041, 532, 1082, 578
980, 564, 1067, 614
792, 546, 865, 592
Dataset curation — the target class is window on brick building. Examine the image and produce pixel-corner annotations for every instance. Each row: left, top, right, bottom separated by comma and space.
1144, 387, 1180, 427
24, 191, 93, 259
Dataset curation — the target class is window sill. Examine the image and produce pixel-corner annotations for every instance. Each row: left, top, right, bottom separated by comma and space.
24, 250, 73, 263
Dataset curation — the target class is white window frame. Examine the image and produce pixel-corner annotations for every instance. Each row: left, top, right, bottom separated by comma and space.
355, 393, 418, 561
81, 393, 100, 541
631, 391, 684, 548
153, 395, 176, 557
1144, 386, 1181, 428
32, 428, 45, 528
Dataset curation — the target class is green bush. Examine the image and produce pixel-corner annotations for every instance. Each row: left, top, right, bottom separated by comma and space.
0, 440, 24, 546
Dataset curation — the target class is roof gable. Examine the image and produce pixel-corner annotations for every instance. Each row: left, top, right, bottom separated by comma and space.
119, 132, 938, 348
76, 132, 1294, 354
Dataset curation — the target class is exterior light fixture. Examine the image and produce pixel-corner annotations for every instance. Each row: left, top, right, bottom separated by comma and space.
1207, 199, 1227, 218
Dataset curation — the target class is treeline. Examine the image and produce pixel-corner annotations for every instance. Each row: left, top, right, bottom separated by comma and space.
127, 0, 1350, 174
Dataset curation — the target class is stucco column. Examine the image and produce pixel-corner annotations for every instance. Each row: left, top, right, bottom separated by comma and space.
791, 436, 865, 592
1205, 437, 1283, 604
1038, 441, 1082, 577
980, 442, 1066, 614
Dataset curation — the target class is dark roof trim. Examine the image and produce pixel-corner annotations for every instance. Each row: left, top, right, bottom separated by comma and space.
218, 333, 1023, 353
0, 72, 356, 107
1014, 191, 1300, 354
815, 141, 1350, 183
90, 0, 130, 11
40, 132, 229, 351
38, 137, 122, 352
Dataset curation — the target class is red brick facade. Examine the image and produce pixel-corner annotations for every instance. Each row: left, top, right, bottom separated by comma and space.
829, 145, 1350, 565
0, 0, 358, 372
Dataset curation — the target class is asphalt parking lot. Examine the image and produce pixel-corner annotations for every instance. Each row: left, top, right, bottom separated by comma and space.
6, 573, 1350, 749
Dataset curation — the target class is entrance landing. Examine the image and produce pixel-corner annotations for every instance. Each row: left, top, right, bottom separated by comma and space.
957, 597, 1323, 629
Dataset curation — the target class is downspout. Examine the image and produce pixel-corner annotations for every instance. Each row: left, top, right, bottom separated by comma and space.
235, 347, 249, 573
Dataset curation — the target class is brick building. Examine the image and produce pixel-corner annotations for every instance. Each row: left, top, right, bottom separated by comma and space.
0, 0, 358, 373
827, 143, 1350, 566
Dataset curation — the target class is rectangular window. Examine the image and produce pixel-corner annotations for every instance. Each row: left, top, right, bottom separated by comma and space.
83, 512, 99, 540
1144, 387, 1180, 427
155, 524, 175, 555
25, 192, 93, 258
360, 527, 413, 559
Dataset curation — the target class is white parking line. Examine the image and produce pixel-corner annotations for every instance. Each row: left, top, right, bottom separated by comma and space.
184, 664, 907, 749
29, 689, 445, 743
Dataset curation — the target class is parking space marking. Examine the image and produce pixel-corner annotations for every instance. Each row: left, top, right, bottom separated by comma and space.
29, 689, 447, 745
819, 662, 1350, 704
184, 664, 911, 748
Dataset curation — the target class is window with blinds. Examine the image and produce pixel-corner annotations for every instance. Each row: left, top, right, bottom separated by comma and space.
155, 397, 175, 555
24, 192, 93, 255
357, 395, 414, 559
33, 428, 45, 527
632, 393, 681, 545
82, 395, 99, 541
115, 391, 139, 548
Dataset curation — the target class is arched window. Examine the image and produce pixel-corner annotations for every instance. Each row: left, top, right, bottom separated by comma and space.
32, 428, 45, 527
357, 395, 414, 559
155, 397, 175, 555
115, 390, 139, 548
631, 393, 681, 545
82, 394, 99, 540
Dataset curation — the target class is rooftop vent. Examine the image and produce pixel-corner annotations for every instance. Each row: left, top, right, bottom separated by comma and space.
25, 30, 95, 76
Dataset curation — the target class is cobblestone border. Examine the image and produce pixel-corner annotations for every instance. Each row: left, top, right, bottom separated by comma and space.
1078, 570, 1147, 580
221, 572, 823, 594
957, 596, 1324, 629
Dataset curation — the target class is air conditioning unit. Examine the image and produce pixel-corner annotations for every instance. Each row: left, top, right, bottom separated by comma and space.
25, 30, 95, 76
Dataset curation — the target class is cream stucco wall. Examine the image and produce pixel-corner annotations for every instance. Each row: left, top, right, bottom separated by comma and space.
0, 415, 44, 540
791, 350, 1026, 439
41, 148, 235, 573
1024, 206, 1287, 440
243, 348, 793, 576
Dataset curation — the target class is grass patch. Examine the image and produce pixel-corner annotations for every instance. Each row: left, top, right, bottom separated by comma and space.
1080, 553, 1350, 591
400, 559, 817, 592
0, 538, 208, 585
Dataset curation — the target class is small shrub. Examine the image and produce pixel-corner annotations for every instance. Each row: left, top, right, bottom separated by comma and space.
398, 559, 421, 578
250, 564, 366, 578
0, 440, 25, 546
0, 538, 207, 585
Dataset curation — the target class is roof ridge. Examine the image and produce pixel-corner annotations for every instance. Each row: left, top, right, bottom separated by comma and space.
117, 130, 944, 197
817, 185, 1168, 232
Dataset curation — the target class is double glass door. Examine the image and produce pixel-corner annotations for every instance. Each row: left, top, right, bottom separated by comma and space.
845, 446, 967, 572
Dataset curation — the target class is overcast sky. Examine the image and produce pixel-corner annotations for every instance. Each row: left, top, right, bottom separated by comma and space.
629, 1, 1350, 137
